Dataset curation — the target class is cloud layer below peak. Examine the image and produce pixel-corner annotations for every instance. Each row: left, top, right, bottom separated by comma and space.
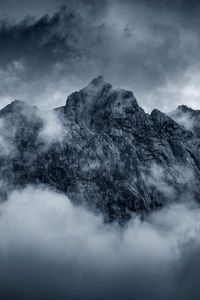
0, 185, 200, 299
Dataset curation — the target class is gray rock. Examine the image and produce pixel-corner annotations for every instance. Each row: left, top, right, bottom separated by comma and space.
170, 105, 200, 138
0, 77, 200, 222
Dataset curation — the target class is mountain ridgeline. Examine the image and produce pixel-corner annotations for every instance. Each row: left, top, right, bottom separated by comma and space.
0, 77, 200, 222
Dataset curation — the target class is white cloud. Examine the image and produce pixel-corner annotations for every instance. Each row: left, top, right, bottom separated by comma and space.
0, 118, 16, 157
0, 186, 200, 299
171, 113, 195, 131
37, 109, 65, 145
146, 163, 176, 198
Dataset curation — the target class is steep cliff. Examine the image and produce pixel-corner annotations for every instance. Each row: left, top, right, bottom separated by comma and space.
0, 77, 199, 222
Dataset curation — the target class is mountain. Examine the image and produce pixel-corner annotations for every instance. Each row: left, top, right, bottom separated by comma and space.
170, 105, 200, 138
0, 77, 200, 222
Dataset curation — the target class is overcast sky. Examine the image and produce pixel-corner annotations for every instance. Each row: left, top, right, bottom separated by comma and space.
0, 0, 200, 112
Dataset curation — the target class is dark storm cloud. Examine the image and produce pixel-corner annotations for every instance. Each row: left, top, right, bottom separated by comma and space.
0, 0, 200, 110
0, 5, 104, 108
0, 7, 95, 74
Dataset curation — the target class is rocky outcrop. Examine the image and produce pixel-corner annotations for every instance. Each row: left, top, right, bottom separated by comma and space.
170, 105, 200, 138
0, 77, 200, 222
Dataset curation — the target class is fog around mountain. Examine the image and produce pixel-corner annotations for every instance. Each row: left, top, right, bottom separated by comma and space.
0, 77, 199, 299
0, 1, 200, 299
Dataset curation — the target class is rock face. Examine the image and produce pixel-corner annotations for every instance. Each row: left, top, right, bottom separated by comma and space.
170, 105, 200, 138
0, 77, 200, 222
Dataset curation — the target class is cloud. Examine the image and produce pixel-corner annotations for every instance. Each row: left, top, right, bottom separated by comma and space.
172, 111, 195, 131
141, 163, 195, 204
0, 1, 200, 111
37, 109, 65, 145
0, 185, 200, 299
0, 6, 102, 109
0, 3, 200, 299
146, 163, 176, 198
0, 100, 67, 155
0, 118, 16, 157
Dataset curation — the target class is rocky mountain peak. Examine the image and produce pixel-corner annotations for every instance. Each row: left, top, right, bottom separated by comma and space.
176, 105, 200, 115
169, 105, 200, 137
64, 77, 140, 132
85, 76, 112, 91
10, 100, 25, 106
151, 108, 194, 139
0, 100, 26, 115
0, 100, 37, 117
176, 105, 193, 113
0, 78, 200, 222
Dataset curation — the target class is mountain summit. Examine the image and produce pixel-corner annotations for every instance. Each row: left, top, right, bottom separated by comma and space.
62, 76, 140, 133
0, 78, 200, 222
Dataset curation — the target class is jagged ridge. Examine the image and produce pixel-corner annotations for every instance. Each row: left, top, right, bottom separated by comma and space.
0, 77, 200, 222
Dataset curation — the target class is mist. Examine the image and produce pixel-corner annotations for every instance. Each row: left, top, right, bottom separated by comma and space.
0, 186, 199, 299
0, 1, 200, 299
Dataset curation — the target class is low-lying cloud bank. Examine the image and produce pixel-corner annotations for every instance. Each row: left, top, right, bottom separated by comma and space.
0, 186, 200, 299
